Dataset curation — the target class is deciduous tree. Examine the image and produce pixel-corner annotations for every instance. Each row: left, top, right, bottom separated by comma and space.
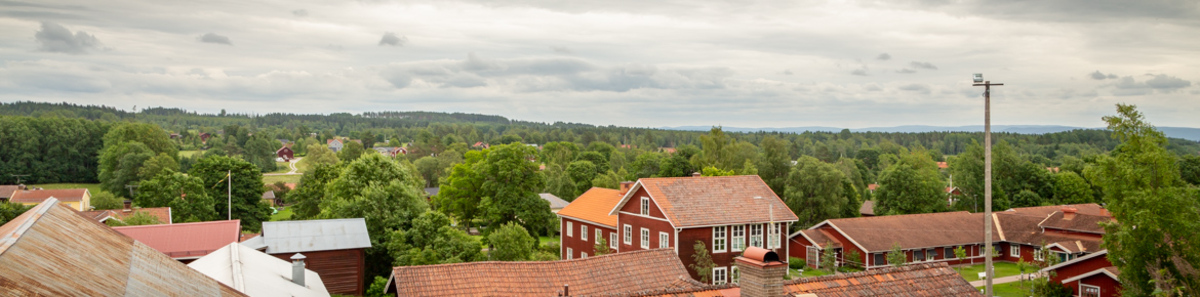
135, 169, 218, 223
188, 156, 271, 232
784, 156, 850, 228
487, 222, 536, 261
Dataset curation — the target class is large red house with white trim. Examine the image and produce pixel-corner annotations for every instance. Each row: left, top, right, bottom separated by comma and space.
559, 174, 798, 284
1041, 250, 1120, 297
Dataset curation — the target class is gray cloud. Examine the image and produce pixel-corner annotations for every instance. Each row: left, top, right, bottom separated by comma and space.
198, 33, 232, 45
876, 53, 891, 60
896, 68, 916, 74
898, 83, 931, 94
874, 0, 1200, 24
909, 61, 937, 70
850, 69, 868, 76
1145, 74, 1192, 89
292, 9, 307, 17
1089, 70, 1118, 80
1111, 74, 1192, 95
783, 70, 793, 75
379, 32, 407, 46
34, 21, 99, 54
550, 46, 572, 54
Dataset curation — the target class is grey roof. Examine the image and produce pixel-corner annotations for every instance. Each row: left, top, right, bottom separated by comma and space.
424, 187, 439, 197
260, 218, 371, 254
539, 193, 570, 209
190, 243, 330, 297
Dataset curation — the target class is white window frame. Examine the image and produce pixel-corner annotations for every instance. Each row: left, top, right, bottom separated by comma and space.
623, 224, 632, 245
1034, 248, 1044, 261
926, 248, 936, 261
640, 228, 650, 249
567, 247, 573, 260
767, 223, 781, 249
581, 225, 588, 242
567, 221, 573, 237
730, 266, 740, 284
640, 197, 650, 215
610, 233, 618, 249
1080, 284, 1101, 297
596, 231, 603, 245
659, 232, 669, 249
946, 247, 956, 259
1010, 243, 1020, 257
713, 267, 728, 285
914, 249, 925, 262
749, 224, 764, 248
580, 252, 588, 259
731, 225, 746, 252
713, 226, 727, 253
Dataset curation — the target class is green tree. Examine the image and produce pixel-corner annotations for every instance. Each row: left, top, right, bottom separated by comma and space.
98, 141, 155, 197
875, 153, 945, 215
242, 135, 278, 172
567, 160, 597, 195
0, 201, 32, 226
757, 136, 792, 194
359, 130, 376, 148
630, 152, 663, 179
594, 236, 613, 256
591, 169, 624, 190
136, 169, 219, 223
886, 242, 906, 267
1179, 155, 1200, 186
90, 191, 124, 210
339, 140, 366, 161
477, 144, 555, 236
138, 152, 179, 181
575, 151, 609, 174
701, 166, 735, 176
304, 143, 339, 166
689, 241, 716, 283
434, 150, 487, 230
414, 156, 441, 188
386, 211, 483, 266
105, 211, 162, 227
1010, 190, 1042, 208
287, 162, 343, 220
1053, 171, 1092, 204
540, 141, 580, 169
487, 222, 536, 261
188, 156, 271, 232
784, 156, 851, 228
1086, 104, 1200, 296
820, 243, 838, 273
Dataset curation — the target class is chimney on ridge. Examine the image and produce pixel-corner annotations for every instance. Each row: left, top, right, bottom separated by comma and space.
619, 182, 634, 195
123, 199, 133, 212
736, 247, 788, 297
291, 253, 307, 287
1062, 207, 1077, 220
692, 172, 702, 177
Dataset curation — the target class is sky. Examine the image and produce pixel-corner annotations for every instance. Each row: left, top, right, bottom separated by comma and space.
1, 0, 1197, 128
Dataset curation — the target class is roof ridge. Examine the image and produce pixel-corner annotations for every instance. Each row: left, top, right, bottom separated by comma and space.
392, 248, 673, 271
114, 219, 240, 229
0, 198, 60, 256
830, 211, 974, 222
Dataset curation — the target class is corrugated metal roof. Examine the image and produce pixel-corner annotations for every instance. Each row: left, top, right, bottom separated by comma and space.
9, 188, 89, 203
190, 243, 331, 297
539, 193, 570, 209
0, 198, 247, 296
114, 220, 242, 259
261, 218, 371, 254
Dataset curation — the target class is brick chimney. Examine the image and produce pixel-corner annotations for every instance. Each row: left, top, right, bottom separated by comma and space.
123, 199, 133, 212
1062, 207, 1077, 220
735, 247, 788, 297
692, 172, 702, 177
619, 181, 634, 195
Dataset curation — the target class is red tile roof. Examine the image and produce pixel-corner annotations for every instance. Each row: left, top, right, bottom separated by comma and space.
1038, 211, 1112, 234
388, 249, 700, 296
782, 262, 981, 296
616, 175, 798, 227
1005, 203, 1105, 217
0, 185, 22, 199
9, 189, 89, 203
936, 162, 948, 169
558, 187, 621, 228
79, 207, 173, 224
114, 220, 241, 259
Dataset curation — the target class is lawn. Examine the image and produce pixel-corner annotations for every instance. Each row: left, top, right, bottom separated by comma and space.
266, 162, 291, 174
294, 158, 310, 173
977, 281, 1033, 297
270, 207, 293, 221
787, 268, 831, 279
956, 262, 1031, 281
262, 174, 301, 184
33, 183, 104, 195
179, 150, 202, 158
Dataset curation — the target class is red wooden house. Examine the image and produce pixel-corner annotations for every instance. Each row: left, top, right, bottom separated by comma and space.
557, 187, 622, 260
565, 174, 799, 284
1041, 250, 1120, 297
276, 146, 294, 161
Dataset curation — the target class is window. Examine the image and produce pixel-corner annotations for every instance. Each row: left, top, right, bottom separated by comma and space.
914, 250, 924, 262
1034, 248, 1044, 261
567, 222, 573, 237
623, 225, 632, 245
873, 253, 885, 266
640, 197, 650, 215
1081, 284, 1100, 297
731, 225, 746, 251
1010, 244, 1020, 257
580, 252, 587, 259
945, 247, 956, 259
713, 226, 727, 253
927, 248, 937, 261
659, 232, 670, 249
567, 247, 573, 260
712, 267, 728, 285
610, 233, 618, 249
596, 231, 603, 244
768, 223, 782, 249
581, 225, 588, 242
640, 228, 650, 249
730, 266, 740, 284
749, 224, 764, 248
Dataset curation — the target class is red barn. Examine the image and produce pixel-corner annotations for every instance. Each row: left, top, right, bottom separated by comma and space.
276, 146, 294, 161
1041, 250, 1121, 297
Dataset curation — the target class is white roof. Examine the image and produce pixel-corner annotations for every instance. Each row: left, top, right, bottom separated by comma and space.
539, 193, 570, 209
260, 218, 371, 254
188, 243, 330, 297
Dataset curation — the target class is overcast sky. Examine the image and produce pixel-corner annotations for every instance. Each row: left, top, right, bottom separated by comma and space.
1, 0, 1197, 128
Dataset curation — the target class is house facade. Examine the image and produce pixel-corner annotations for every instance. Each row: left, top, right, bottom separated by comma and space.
242, 218, 372, 296
277, 146, 294, 161
327, 139, 344, 152
557, 175, 798, 284
1041, 250, 1120, 297
558, 187, 621, 261
8, 188, 91, 211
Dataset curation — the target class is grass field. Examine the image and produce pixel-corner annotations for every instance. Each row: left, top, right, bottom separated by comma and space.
266, 162, 291, 174
294, 158, 310, 173
977, 281, 1032, 297
270, 207, 293, 221
956, 262, 1029, 280
33, 183, 104, 194
179, 150, 202, 158
262, 174, 301, 184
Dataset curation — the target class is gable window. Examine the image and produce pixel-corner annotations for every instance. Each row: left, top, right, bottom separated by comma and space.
713, 226, 727, 253
581, 225, 588, 242
640, 197, 650, 215
713, 267, 728, 285
1034, 248, 1044, 261
1081, 284, 1100, 297
623, 224, 632, 245
567, 221, 573, 237
767, 223, 781, 249
640, 228, 650, 249
873, 253, 885, 266
1010, 244, 1020, 257
567, 247, 573, 260
927, 248, 937, 261
914, 250, 925, 262
659, 232, 670, 249
730, 266, 740, 284
749, 224, 764, 248
731, 225, 746, 252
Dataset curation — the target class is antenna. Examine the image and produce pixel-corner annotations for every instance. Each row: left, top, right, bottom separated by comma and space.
10, 174, 30, 184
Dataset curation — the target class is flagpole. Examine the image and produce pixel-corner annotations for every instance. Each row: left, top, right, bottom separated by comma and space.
227, 170, 232, 221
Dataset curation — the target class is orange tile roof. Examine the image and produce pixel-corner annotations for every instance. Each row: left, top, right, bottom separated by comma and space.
79, 207, 173, 224
937, 162, 948, 169
558, 187, 621, 228
624, 175, 798, 227
388, 249, 699, 296
9, 189, 89, 203
783, 262, 980, 296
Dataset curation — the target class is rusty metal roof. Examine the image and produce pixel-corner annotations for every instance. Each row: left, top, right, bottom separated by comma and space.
0, 198, 247, 296
259, 218, 371, 254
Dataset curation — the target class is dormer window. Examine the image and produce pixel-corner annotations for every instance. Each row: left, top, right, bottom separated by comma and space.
640, 197, 649, 215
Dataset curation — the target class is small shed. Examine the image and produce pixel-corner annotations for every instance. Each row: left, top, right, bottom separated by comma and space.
242, 218, 371, 296
277, 146, 295, 161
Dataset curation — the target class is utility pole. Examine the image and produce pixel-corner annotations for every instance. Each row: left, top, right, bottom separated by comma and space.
973, 74, 1003, 297
125, 184, 139, 198
227, 170, 232, 221
10, 174, 30, 185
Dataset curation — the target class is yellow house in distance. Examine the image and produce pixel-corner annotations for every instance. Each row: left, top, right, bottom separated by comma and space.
9, 189, 92, 211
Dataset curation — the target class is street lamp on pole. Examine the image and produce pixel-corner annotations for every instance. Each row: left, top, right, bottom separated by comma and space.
973, 73, 1003, 297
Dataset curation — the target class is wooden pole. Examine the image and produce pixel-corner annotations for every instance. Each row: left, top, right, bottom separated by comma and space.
974, 80, 1003, 297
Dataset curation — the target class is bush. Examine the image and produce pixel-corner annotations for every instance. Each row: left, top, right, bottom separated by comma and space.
789, 257, 806, 269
